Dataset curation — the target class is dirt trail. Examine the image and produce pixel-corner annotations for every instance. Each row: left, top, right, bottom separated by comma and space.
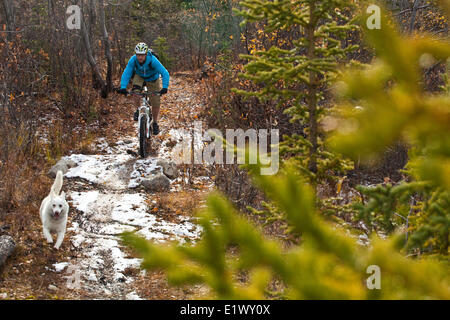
49, 73, 211, 299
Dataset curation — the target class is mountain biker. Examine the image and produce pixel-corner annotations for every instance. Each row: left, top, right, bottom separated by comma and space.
117, 42, 169, 135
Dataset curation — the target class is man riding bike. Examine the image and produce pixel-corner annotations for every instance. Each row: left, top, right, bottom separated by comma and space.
117, 42, 170, 135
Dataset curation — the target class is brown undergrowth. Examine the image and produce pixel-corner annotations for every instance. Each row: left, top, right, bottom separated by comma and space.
0, 71, 215, 299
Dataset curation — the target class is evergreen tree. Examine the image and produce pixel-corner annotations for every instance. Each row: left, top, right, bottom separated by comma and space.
329, 2, 450, 254
233, 0, 359, 187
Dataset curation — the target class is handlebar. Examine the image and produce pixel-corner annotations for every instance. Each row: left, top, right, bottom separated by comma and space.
113, 87, 161, 96
129, 91, 161, 97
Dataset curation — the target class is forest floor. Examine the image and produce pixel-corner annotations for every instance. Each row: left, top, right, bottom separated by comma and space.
0, 70, 408, 300
0, 71, 214, 299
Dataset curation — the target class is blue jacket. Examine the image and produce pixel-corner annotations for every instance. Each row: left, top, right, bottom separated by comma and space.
120, 52, 170, 89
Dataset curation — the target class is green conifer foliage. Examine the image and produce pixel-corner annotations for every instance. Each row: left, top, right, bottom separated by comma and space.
329, 3, 450, 254
122, 166, 449, 299
232, 0, 358, 186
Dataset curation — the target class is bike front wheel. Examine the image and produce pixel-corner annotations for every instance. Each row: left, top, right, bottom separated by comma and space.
139, 116, 149, 158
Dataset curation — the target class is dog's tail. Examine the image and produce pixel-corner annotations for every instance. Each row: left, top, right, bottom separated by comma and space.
51, 170, 64, 195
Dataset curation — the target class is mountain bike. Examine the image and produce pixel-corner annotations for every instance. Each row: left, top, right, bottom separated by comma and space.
115, 86, 161, 158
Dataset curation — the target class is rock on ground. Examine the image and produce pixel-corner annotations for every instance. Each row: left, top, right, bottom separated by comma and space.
47, 158, 78, 178
0, 235, 15, 267
141, 173, 171, 192
157, 159, 178, 180
48, 284, 58, 291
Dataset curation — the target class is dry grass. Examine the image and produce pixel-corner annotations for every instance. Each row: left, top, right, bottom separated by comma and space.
151, 190, 206, 220
131, 269, 211, 300
0, 91, 110, 299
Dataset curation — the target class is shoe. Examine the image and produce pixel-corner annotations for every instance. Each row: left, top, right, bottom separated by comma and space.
134, 109, 139, 121
152, 122, 160, 135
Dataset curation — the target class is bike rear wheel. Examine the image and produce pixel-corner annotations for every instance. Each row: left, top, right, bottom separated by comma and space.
139, 116, 149, 158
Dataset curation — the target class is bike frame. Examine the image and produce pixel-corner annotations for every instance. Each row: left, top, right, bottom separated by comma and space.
130, 86, 161, 139
115, 86, 161, 158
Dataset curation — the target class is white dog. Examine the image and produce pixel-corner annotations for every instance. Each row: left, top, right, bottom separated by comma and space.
40, 170, 69, 249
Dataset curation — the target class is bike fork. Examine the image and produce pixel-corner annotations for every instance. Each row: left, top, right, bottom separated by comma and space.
138, 114, 146, 138
138, 114, 151, 139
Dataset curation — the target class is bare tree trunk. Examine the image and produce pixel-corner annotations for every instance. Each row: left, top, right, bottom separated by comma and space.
197, 29, 204, 69
47, 0, 57, 84
2, 0, 16, 41
80, 9, 107, 98
244, 23, 249, 55
98, 0, 113, 93
306, 2, 318, 177
409, 0, 422, 33
84, 0, 100, 89
89, 0, 97, 33
112, 20, 125, 72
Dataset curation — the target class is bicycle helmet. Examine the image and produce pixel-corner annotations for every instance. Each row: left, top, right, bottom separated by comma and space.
135, 42, 148, 55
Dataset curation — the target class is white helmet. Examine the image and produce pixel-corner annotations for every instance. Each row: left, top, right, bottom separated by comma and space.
135, 42, 148, 55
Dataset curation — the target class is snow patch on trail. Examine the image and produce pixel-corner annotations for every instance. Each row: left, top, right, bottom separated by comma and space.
56, 135, 203, 299
64, 154, 134, 190
69, 191, 200, 241
53, 262, 69, 273
128, 158, 160, 188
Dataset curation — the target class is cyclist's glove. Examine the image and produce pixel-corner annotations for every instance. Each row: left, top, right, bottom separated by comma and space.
117, 88, 128, 95
159, 88, 168, 95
